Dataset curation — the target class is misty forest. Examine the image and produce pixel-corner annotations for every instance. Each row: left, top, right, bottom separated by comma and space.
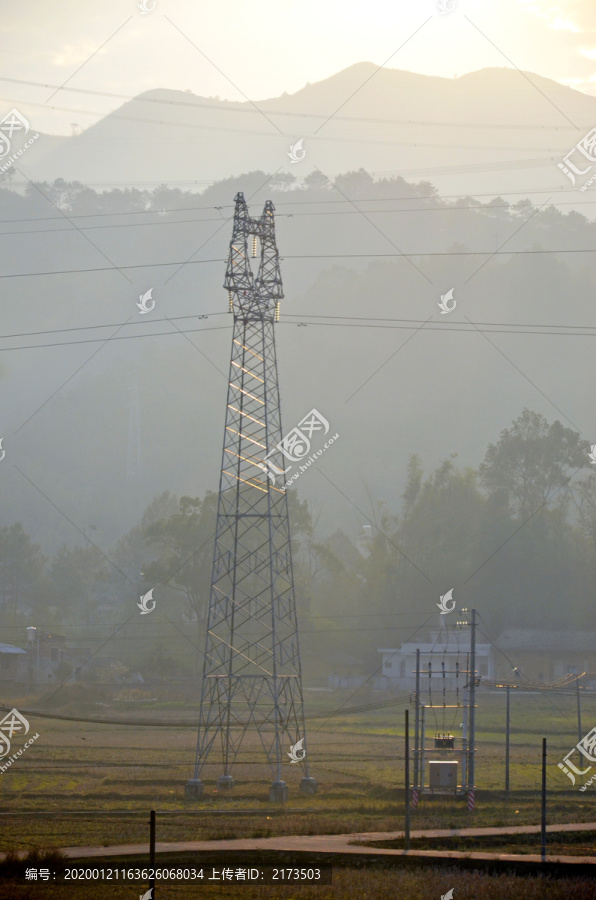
2, 155, 596, 682
3, 173, 596, 668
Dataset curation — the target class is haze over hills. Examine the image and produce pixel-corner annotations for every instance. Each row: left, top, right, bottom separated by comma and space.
2, 62, 596, 558
1, 167, 596, 557
18, 64, 596, 201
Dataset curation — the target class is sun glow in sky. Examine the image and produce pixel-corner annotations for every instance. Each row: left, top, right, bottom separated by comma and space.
0, 0, 596, 133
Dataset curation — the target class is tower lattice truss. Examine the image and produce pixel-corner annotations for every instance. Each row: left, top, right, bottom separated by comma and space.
187, 193, 316, 801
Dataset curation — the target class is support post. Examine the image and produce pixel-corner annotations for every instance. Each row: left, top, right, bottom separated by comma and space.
404, 709, 410, 851
576, 674, 583, 743
541, 738, 547, 863
468, 608, 477, 803
420, 705, 426, 793
414, 648, 420, 790
461, 657, 468, 792
149, 809, 156, 898
505, 685, 510, 793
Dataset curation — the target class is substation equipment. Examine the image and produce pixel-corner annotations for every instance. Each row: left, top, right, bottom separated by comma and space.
411, 608, 478, 806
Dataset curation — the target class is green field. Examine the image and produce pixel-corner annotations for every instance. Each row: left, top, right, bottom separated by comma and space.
1, 686, 594, 843
0, 685, 594, 897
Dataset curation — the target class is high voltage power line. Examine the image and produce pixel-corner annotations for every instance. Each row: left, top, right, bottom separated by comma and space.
0, 75, 587, 130
0, 185, 585, 228
2, 199, 596, 237
3, 317, 596, 354
0, 695, 410, 730
3, 312, 596, 345
0, 94, 572, 154
0, 611, 422, 629
3, 247, 596, 284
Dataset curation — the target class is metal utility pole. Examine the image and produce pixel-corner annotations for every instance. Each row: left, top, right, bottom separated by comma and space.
149, 810, 155, 898
404, 709, 410, 850
186, 193, 315, 803
126, 367, 143, 480
468, 608, 477, 801
505, 685, 510, 793
461, 652, 468, 792
541, 738, 547, 862
420, 704, 426, 792
576, 674, 583, 743
414, 648, 420, 790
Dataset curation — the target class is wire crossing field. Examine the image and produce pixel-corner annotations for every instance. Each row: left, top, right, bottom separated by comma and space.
0, 688, 594, 851
0, 688, 595, 898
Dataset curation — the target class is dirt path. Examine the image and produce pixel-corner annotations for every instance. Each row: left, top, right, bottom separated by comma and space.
4, 821, 595, 865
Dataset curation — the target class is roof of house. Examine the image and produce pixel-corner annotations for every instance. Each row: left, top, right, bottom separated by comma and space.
497, 629, 596, 652
378, 640, 492, 654
0, 643, 26, 655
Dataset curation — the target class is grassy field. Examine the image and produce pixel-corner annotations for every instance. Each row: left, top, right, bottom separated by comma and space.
0, 684, 594, 896
360, 829, 596, 855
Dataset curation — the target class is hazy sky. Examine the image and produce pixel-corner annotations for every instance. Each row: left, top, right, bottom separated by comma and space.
1, 0, 596, 135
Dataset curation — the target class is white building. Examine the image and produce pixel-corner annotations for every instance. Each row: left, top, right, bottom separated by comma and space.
378, 621, 494, 691
0, 643, 28, 682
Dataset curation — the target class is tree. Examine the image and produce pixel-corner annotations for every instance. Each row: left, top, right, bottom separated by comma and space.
303, 171, 330, 191
402, 454, 423, 513
0, 524, 47, 618
576, 475, 596, 549
48, 543, 109, 620
0, 167, 16, 189
269, 173, 296, 191
388, 459, 490, 621
143, 491, 318, 652
105, 491, 180, 614
479, 409, 588, 520
142, 494, 217, 639
334, 168, 375, 197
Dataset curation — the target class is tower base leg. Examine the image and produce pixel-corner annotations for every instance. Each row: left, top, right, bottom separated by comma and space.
217, 775, 235, 790
269, 780, 289, 803
185, 779, 204, 800
300, 776, 318, 795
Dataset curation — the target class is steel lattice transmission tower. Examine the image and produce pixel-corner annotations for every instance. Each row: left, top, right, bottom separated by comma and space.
185, 193, 317, 802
